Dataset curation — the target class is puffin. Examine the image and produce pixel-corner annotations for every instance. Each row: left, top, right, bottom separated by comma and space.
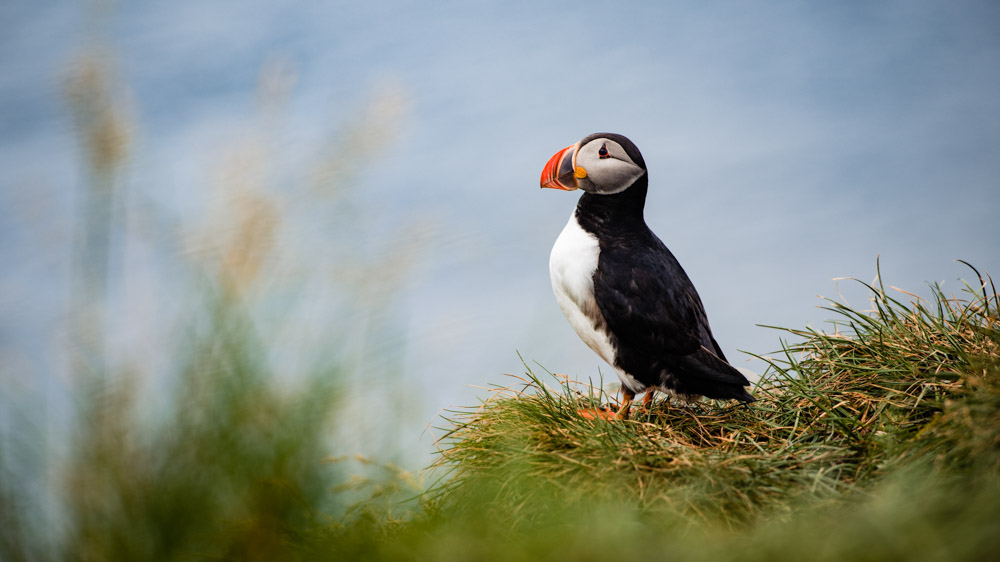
541, 132, 754, 419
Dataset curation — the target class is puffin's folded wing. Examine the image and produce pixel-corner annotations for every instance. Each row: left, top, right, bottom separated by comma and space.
595, 248, 711, 357
594, 249, 754, 402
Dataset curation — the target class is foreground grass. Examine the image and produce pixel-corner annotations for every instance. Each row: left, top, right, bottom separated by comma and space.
426, 266, 1000, 529
3, 265, 998, 561
377, 264, 1000, 560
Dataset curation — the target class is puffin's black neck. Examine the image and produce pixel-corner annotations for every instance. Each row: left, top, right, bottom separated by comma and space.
574, 174, 649, 234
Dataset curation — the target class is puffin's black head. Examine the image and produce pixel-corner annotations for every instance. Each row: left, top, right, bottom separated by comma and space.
540, 133, 646, 194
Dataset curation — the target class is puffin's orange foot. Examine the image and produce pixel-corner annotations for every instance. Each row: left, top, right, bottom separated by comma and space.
576, 407, 621, 421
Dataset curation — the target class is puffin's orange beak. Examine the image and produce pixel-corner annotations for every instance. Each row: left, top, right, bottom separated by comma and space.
540, 143, 580, 191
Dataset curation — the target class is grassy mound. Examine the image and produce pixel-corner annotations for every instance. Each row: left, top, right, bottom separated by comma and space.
404, 264, 1000, 559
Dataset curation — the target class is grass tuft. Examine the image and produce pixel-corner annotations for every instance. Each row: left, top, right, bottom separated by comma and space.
427, 263, 1000, 537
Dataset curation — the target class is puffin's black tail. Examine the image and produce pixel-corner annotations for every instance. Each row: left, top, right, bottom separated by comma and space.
704, 382, 756, 403
674, 346, 756, 403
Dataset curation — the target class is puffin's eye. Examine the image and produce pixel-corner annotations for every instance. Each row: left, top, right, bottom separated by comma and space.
598, 143, 610, 159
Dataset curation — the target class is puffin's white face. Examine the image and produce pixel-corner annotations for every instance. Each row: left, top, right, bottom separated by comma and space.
540, 136, 646, 194
573, 138, 645, 195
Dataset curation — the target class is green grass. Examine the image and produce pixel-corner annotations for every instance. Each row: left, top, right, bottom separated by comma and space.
2, 264, 998, 561
405, 262, 1000, 559
59, 297, 343, 561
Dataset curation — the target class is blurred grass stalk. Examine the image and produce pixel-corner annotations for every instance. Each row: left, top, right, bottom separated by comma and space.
64, 48, 132, 380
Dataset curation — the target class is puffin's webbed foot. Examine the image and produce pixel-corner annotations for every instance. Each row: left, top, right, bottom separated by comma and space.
577, 407, 617, 421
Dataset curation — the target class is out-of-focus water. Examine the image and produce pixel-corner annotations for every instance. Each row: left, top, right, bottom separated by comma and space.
3, 0, 1000, 467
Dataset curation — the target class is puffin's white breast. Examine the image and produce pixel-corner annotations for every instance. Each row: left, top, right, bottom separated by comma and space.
549, 212, 617, 367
